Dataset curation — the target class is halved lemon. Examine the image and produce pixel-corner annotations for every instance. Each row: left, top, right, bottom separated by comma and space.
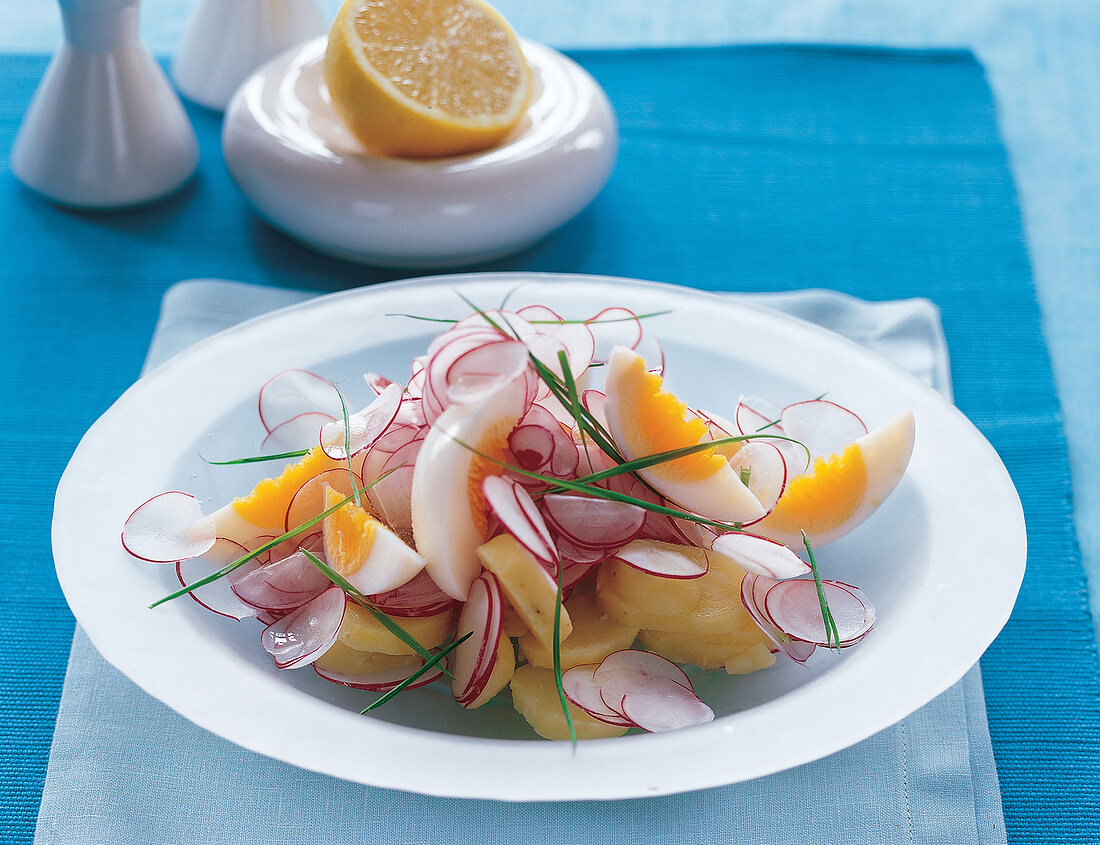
323, 0, 532, 158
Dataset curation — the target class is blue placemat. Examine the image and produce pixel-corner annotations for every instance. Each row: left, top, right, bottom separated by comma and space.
1, 45, 1097, 842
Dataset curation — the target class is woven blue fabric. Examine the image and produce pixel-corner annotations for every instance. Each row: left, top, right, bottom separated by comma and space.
1, 45, 1097, 842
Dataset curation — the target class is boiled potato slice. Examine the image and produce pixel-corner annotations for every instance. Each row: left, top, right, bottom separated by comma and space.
314, 640, 421, 674
477, 533, 572, 650
518, 593, 639, 670
509, 664, 628, 740
639, 627, 774, 673
723, 643, 777, 675
597, 547, 756, 636
337, 601, 456, 655
596, 554, 703, 620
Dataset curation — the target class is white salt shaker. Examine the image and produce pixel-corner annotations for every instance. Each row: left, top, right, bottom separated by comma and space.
173, 0, 329, 112
11, 0, 199, 209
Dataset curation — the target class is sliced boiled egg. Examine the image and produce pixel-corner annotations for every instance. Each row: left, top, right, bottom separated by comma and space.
410, 380, 528, 601
210, 446, 345, 547
602, 346, 765, 524
321, 485, 426, 595
749, 410, 916, 548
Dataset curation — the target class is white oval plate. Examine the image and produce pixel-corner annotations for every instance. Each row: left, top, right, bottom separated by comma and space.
53, 273, 1024, 801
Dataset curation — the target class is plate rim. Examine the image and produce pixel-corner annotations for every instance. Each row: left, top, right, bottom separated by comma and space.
52, 271, 1026, 801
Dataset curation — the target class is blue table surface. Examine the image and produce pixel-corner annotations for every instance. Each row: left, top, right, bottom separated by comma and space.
3, 1, 1100, 842
7, 0, 1099, 657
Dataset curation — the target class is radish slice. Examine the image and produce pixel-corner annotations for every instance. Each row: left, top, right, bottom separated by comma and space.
612, 539, 709, 579
587, 306, 643, 361
452, 572, 504, 705
710, 532, 810, 579
320, 382, 403, 459
592, 650, 693, 715
516, 304, 597, 379
780, 399, 867, 460
482, 475, 559, 571
508, 423, 554, 471
508, 403, 579, 478
315, 657, 445, 692
363, 372, 396, 395
561, 664, 634, 727
176, 537, 258, 621
231, 550, 333, 612
258, 369, 342, 433
740, 574, 816, 664
735, 396, 783, 435
553, 535, 610, 566
369, 569, 457, 618
283, 468, 360, 533
540, 494, 646, 552
580, 389, 608, 430
620, 676, 715, 733
445, 338, 530, 404
122, 491, 216, 563
725, 440, 787, 515
260, 585, 345, 669
261, 411, 334, 454
422, 325, 519, 423
764, 579, 876, 647
266, 530, 322, 568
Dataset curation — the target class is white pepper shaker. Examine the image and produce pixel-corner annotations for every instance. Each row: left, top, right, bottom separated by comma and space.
11, 0, 199, 209
173, 0, 329, 112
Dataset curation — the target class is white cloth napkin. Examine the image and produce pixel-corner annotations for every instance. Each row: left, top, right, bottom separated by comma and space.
35, 280, 1003, 845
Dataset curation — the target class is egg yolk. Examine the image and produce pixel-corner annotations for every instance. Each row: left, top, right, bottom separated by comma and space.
323, 485, 379, 576
232, 447, 343, 531
763, 443, 867, 534
616, 355, 726, 482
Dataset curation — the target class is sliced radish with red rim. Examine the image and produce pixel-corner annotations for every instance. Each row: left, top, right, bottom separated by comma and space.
260, 585, 345, 669
369, 569, 457, 618
619, 676, 715, 733
482, 475, 559, 571
231, 549, 333, 612
122, 491, 216, 563
258, 369, 342, 433
735, 396, 783, 436
611, 539, 709, 579
261, 411, 335, 454
710, 532, 810, 579
740, 574, 817, 664
176, 537, 257, 621
780, 399, 867, 460
320, 382, 403, 459
444, 338, 530, 405
540, 494, 646, 552
725, 440, 787, 516
451, 572, 505, 705
561, 664, 634, 727
763, 578, 875, 647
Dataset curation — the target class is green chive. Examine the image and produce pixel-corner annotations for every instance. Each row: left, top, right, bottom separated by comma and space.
361, 633, 471, 713
299, 549, 444, 670
801, 530, 841, 653
203, 449, 310, 465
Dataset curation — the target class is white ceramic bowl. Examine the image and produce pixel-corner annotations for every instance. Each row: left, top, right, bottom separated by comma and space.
222, 38, 618, 267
